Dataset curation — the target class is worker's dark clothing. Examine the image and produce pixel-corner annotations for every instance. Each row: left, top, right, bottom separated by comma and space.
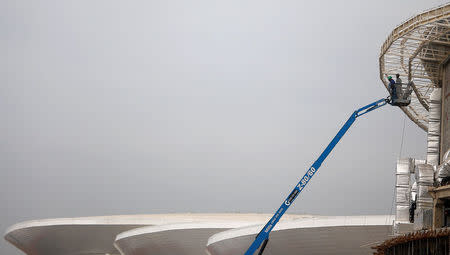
389, 79, 397, 100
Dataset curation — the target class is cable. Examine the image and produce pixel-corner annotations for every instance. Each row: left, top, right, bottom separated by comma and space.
386, 115, 407, 236
399, 115, 407, 158
386, 185, 396, 236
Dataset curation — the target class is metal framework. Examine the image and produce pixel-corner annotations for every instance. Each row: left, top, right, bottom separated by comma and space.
380, 4, 450, 131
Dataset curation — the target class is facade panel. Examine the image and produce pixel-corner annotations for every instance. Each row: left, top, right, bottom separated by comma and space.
442, 63, 450, 162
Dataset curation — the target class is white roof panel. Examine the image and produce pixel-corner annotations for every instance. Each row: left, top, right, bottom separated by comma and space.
207, 215, 393, 255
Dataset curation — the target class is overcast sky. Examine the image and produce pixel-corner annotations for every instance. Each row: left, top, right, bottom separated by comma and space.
2, 1, 449, 254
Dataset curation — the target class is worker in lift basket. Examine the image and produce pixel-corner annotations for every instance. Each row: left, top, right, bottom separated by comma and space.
395, 73, 402, 100
395, 73, 402, 85
387, 75, 397, 101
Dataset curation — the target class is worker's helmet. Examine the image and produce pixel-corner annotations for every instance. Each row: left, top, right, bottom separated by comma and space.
387, 76, 392, 80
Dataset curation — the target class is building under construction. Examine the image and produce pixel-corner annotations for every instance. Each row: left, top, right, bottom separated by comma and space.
374, 3, 450, 255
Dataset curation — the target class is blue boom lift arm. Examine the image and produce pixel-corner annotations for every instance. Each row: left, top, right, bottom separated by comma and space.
245, 97, 390, 255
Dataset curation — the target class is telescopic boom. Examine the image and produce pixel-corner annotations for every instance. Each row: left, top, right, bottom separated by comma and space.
244, 97, 390, 255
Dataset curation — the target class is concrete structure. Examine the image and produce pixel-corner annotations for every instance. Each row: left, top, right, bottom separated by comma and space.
442, 61, 450, 162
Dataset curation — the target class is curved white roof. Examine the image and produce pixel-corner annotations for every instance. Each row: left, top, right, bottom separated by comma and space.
114, 222, 246, 255
4, 214, 393, 255
4, 214, 307, 255
207, 215, 393, 255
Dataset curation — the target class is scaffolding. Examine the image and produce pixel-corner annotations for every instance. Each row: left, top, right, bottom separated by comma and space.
380, 4, 450, 131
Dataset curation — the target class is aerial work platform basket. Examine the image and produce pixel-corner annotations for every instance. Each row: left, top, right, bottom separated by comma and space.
390, 82, 412, 107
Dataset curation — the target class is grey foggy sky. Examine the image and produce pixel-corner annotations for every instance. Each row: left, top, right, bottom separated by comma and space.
1, 1, 448, 254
